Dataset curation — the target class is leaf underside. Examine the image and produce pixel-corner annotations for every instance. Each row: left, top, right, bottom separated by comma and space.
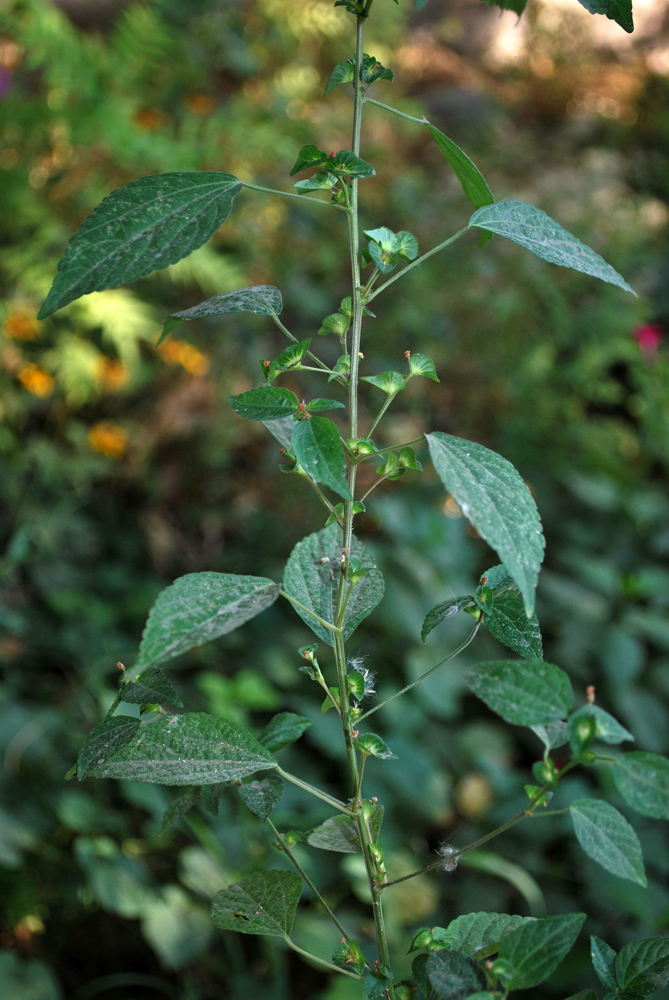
211, 870, 302, 937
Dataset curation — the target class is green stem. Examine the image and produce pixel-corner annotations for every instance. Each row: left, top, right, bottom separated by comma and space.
276, 765, 353, 815
242, 180, 347, 212
363, 97, 427, 126
353, 436, 425, 463
271, 315, 346, 386
284, 938, 363, 980
359, 471, 394, 504
353, 754, 367, 805
359, 620, 481, 721
366, 227, 469, 304
302, 478, 341, 520
105, 693, 122, 720
279, 589, 342, 634
368, 394, 397, 437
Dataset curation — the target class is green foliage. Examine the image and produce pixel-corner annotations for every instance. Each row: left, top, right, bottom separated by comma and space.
464, 659, 573, 726
613, 753, 669, 819
292, 416, 352, 499
238, 773, 284, 821
427, 124, 495, 210
211, 870, 301, 937
570, 799, 647, 886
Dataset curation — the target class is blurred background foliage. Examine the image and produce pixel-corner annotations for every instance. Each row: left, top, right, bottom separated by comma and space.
1, 0, 669, 997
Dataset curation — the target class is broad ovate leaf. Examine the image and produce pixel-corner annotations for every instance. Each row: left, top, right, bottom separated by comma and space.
307, 805, 383, 854
87, 712, 276, 785
613, 752, 669, 820
570, 799, 647, 886
464, 659, 573, 727
120, 666, 182, 707
160, 285, 282, 343
434, 912, 536, 957
615, 936, 669, 996
39, 172, 242, 318
590, 935, 618, 991
576, 0, 633, 34
469, 200, 635, 294
421, 595, 478, 642
292, 416, 352, 500
77, 716, 140, 780
477, 565, 543, 660
238, 773, 283, 821
258, 712, 312, 753
426, 949, 486, 999
230, 386, 299, 421
427, 123, 494, 210
426, 432, 545, 615
211, 870, 301, 937
498, 913, 587, 989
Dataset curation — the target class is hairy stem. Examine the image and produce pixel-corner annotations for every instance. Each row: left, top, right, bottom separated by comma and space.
363, 97, 427, 126
368, 393, 397, 437
275, 765, 353, 815
242, 180, 347, 212
279, 589, 342, 634
284, 938, 363, 980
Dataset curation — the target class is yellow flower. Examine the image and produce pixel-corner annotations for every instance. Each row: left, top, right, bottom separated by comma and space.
158, 338, 210, 377
3, 308, 40, 341
88, 422, 128, 459
18, 364, 54, 397
96, 356, 130, 392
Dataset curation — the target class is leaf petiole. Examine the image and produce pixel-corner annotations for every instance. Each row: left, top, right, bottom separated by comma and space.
366, 227, 470, 303
279, 589, 342, 633
275, 765, 354, 815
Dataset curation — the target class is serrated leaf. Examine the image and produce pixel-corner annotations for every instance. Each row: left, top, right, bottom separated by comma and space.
317, 312, 349, 336
571, 799, 647, 886
427, 124, 494, 210
307, 805, 383, 853
39, 172, 242, 319
283, 525, 384, 645
292, 416, 351, 500
434, 912, 536, 957
568, 704, 633, 747
421, 596, 478, 642
576, 0, 633, 33
531, 720, 570, 749
120, 666, 183, 707
615, 937, 669, 996
412, 954, 429, 996
306, 398, 345, 412
477, 565, 543, 660
363, 970, 393, 998
469, 201, 635, 294
324, 59, 355, 95
258, 712, 312, 753
294, 170, 339, 193
408, 353, 439, 381
398, 447, 422, 471
159, 285, 281, 343
396, 231, 419, 261
87, 712, 277, 785
132, 573, 280, 675
591, 935, 618, 991
230, 386, 299, 421
333, 939, 365, 976
331, 151, 375, 178
158, 786, 202, 835
77, 716, 140, 780
361, 53, 394, 85
290, 144, 328, 176
426, 949, 486, 999
362, 371, 406, 395
426, 432, 545, 615
262, 415, 294, 450
465, 659, 573, 726
613, 752, 669, 820
353, 733, 397, 759
498, 913, 586, 989
238, 773, 283, 821
211, 870, 301, 937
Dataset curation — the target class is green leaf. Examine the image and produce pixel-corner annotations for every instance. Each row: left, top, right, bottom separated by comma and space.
421, 596, 478, 642
87, 712, 276, 785
364, 226, 400, 253
433, 912, 536, 957
333, 939, 365, 976
570, 799, 647, 886
576, 0, 633, 33
230, 386, 299, 421
477, 565, 543, 660
564, 992, 598, 1000
267, 339, 312, 381
305, 398, 345, 413
211, 870, 301, 937
465, 659, 573, 726
426, 949, 486, 999
362, 371, 407, 396
353, 733, 397, 759
615, 937, 669, 996
498, 913, 587, 989
39, 172, 242, 319
292, 416, 351, 500
158, 786, 202, 835
613, 752, 669, 820
120, 666, 183, 707
159, 285, 281, 344
479, 0, 528, 14
331, 151, 375, 178
238, 773, 283, 821
412, 954, 429, 996
408, 353, 439, 381
283, 524, 384, 645
324, 59, 355, 95
590, 935, 618, 991
398, 447, 422, 472
294, 170, 339, 194
132, 573, 280, 675
568, 704, 633, 748
531, 720, 570, 750
426, 124, 494, 210
396, 231, 419, 261
325, 500, 365, 527
361, 54, 394, 85
317, 312, 349, 337
426, 432, 545, 615
290, 144, 328, 176
363, 970, 393, 999
469, 201, 635, 294
77, 716, 140, 780
307, 805, 383, 853
258, 712, 312, 753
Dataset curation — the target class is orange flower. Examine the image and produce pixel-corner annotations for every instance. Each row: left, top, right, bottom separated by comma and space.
3, 308, 40, 341
96, 356, 130, 392
158, 338, 210, 377
18, 364, 54, 397
88, 422, 128, 459
185, 93, 216, 116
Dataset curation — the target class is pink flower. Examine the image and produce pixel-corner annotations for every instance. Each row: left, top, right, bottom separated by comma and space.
633, 323, 663, 359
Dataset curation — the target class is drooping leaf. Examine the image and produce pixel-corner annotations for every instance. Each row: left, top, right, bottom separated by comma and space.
238, 773, 283, 821
39, 172, 242, 319
258, 713, 312, 753
120, 666, 183, 707
421, 596, 478, 642
211, 870, 301, 937
408, 353, 439, 381
576, 0, 633, 33
87, 713, 277, 785
282, 524, 384, 645
292, 416, 351, 500
131, 573, 280, 675
426, 432, 545, 615
159, 285, 282, 343
426, 124, 494, 210
614, 936, 669, 996
568, 704, 633, 748
158, 786, 202, 835
476, 565, 543, 659
262, 415, 294, 450
230, 386, 299, 421
426, 949, 486, 999
324, 59, 356, 95
353, 733, 397, 759
433, 912, 536, 957
307, 805, 383, 853
294, 170, 339, 193
77, 716, 140, 781
570, 799, 647, 886
469, 201, 635, 294
465, 659, 573, 727
498, 913, 587, 990
590, 935, 618, 991
613, 752, 669, 820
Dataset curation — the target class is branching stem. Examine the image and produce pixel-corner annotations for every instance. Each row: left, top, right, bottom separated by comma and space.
242, 180, 347, 212
275, 765, 353, 815
279, 589, 342, 634
284, 938, 363, 980
366, 228, 470, 303
364, 97, 427, 126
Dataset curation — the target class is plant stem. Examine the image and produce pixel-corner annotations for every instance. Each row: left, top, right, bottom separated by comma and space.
368, 393, 396, 437
242, 180, 347, 212
353, 435, 425, 463
279, 589, 342, 634
276, 765, 353, 815
354, 754, 367, 805
271, 315, 347, 386
284, 938, 363, 980
363, 97, 427, 126
366, 227, 470, 303
105, 693, 122, 719
359, 620, 481, 721
302, 478, 341, 521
